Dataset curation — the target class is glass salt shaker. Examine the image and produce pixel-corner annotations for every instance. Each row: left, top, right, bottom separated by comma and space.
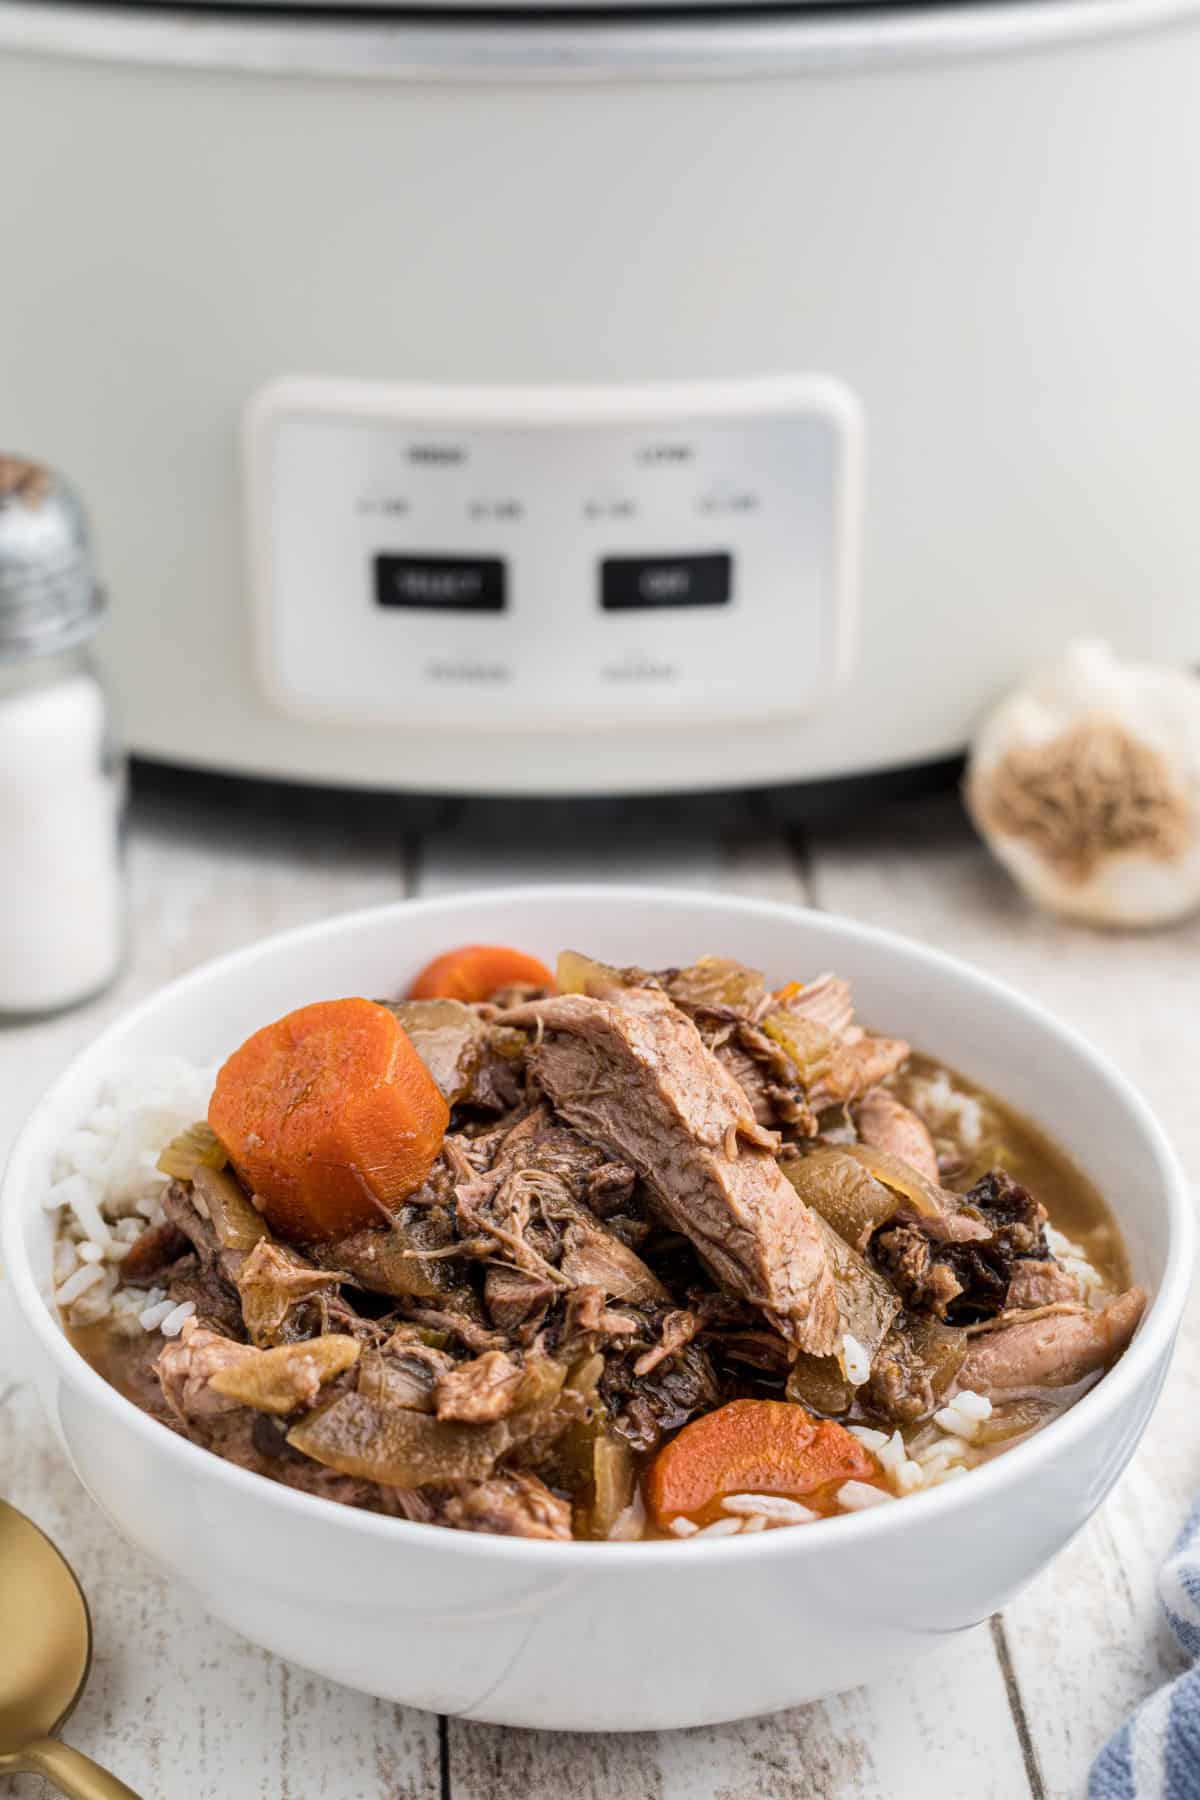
0, 456, 126, 1017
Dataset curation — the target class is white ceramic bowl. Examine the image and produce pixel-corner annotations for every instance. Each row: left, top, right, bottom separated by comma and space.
2, 888, 1192, 1731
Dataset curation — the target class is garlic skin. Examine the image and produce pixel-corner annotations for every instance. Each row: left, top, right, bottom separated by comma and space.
965, 640, 1200, 928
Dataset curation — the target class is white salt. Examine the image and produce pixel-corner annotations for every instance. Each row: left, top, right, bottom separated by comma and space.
0, 671, 123, 1014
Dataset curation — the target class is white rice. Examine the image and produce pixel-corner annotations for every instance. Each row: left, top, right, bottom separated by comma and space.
837, 1480, 895, 1511
55, 1262, 106, 1307
865, 1394, 995, 1500
669, 1517, 699, 1538
1045, 1224, 1113, 1307
137, 1298, 177, 1332
947, 1389, 992, 1423
933, 1406, 980, 1442
691, 1517, 744, 1539
69, 1279, 121, 1328
875, 1430, 908, 1475
892, 1459, 925, 1495
109, 1285, 162, 1340
841, 1332, 871, 1386
847, 1425, 888, 1451
722, 1493, 818, 1524
46, 1173, 112, 1251
903, 1068, 984, 1154
46, 1057, 215, 1333
159, 1300, 197, 1339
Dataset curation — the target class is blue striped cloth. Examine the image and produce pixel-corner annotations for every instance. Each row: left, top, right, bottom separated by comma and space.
1090, 1498, 1200, 1798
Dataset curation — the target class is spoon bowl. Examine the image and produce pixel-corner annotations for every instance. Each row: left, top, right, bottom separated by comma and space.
0, 1500, 89, 1750
0, 1500, 141, 1799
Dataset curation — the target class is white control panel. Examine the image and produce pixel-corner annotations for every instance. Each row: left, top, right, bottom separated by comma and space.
245, 376, 862, 732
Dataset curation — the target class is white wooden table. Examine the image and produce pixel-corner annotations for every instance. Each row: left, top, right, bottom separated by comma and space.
2, 773, 1197, 1800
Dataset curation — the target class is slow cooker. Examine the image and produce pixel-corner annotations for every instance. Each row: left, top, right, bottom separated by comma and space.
3, 0, 1199, 796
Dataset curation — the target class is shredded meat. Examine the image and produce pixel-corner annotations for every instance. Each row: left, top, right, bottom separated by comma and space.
397, 1306, 510, 1355
585, 1160, 637, 1212
1006, 1259, 1082, 1310
632, 1309, 698, 1378
434, 1350, 527, 1423
502, 989, 838, 1355
558, 1219, 668, 1303
441, 1473, 572, 1540
154, 1184, 257, 1337
778, 972, 857, 1036
713, 1037, 780, 1130
964, 1170, 1049, 1257
706, 973, 911, 1139
314, 1209, 461, 1299
156, 1319, 356, 1421
563, 1284, 641, 1340
814, 1036, 912, 1114
443, 1113, 666, 1303
959, 1287, 1146, 1396
873, 1169, 1052, 1323
484, 1266, 557, 1334
120, 1220, 190, 1286
871, 1228, 965, 1319
852, 1089, 939, 1185
156, 1321, 258, 1422
236, 1238, 347, 1348
861, 1323, 961, 1426
162, 1256, 249, 1340
159, 1180, 248, 1290
597, 1304, 720, 1453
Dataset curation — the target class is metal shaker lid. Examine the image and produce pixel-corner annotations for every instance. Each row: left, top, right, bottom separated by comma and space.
0, 456, 104, 661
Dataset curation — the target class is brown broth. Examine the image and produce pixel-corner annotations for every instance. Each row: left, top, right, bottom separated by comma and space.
67, 1315, 175, 1421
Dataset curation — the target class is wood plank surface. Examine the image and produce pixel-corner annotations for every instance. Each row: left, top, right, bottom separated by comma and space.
810, 793, 1200, 1797
0, 773, 1190, 1798
0, 1357, 440, 1800
444, 1626, 1031, 1800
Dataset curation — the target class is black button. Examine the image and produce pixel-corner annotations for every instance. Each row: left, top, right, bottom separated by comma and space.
601, 552, 731, 611
374, 554, 505, 613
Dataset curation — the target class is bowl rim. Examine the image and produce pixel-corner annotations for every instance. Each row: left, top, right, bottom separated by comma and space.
2, 882, 1193, 1567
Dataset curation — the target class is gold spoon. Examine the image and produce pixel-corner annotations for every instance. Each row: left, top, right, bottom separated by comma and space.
0, 1500, 142, 1798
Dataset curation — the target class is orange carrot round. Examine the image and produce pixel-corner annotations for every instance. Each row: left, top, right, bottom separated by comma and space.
208, 998, 449, 1243
408, 944, 555, 1003
646, 1398, 884, 1530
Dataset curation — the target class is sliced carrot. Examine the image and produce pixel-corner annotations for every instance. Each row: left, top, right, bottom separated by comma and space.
208, 998, 449, 1244
408, 944, 555, 1003
773, 980, 805, 1004
646, 1398, 884, 1530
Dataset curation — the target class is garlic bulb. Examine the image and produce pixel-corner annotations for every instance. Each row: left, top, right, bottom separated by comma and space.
965, 640, 1200, 928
